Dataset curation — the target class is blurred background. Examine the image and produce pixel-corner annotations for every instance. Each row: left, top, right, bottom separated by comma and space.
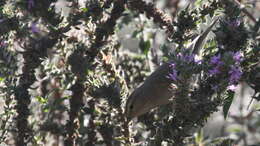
0, 0, 260, 145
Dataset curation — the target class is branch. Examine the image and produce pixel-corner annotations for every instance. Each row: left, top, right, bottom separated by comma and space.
86, 0, 126, 63
232, 0, 257, 23
13, 33, 59, 145
127, 0, 174, 35
64, 79, 85, 146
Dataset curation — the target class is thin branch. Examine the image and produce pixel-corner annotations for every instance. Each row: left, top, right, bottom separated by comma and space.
86, 0, 126, 63
13, 32, 59, 146
127, 0, 174, 35
232, 0, 257, 23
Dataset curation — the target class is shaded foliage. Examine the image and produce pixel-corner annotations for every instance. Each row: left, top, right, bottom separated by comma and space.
0, 0, 259, 145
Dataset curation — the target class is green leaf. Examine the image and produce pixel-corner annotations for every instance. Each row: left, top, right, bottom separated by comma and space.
132, 30, 140, 38
43, 108, 49, 113
209, 137, 234, 145
223, 91, 235, 119
195, 0, 203, 7
36, 96, 47, 104
114, 136, 129, 141
227, 127, 242, 133
0, 77, 4, 82
139, 38, 150, 56
81, 8, 89, 12
194, 129, 204, 144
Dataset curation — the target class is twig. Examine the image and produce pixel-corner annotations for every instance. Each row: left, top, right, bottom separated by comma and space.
232, 0, 257, 23
86, 0, 126, 63
127, 0, 174, 35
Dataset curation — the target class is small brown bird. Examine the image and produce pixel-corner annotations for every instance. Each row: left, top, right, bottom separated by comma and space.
125, 18, 218, 119
125, 63, 178, 119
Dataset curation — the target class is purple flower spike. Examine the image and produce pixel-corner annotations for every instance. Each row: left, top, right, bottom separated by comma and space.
233, 51, 243, 63
184, 54, 195, 62
194, 55, 202, 64
208, 66, 220, 75
167, 62, 178, 81
167, 71, 178, 81
228, 65, 242, 84
228, 19, 241, 28
177, 53, 197, 63
194, 59, 202, 65
210, 54, 221, 65
31, 22, 39, 33
169, 62, 176, 68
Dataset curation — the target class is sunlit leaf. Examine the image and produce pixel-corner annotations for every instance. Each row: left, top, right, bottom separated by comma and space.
81, 7, 88, 12
139, 38, 150, 56
223, 91, 235, 119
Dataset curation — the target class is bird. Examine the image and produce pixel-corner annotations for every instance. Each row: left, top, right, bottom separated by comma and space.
125, 18, 219, 120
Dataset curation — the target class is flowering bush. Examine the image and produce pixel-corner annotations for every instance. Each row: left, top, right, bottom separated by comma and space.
0, 0, 259, 145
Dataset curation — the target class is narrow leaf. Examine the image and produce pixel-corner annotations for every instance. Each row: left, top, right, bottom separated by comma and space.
139, 38, 150, 56
223, 91, 235, 119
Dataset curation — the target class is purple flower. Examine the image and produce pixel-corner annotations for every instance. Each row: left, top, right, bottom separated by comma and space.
167, 62, 178, 81
31, 22, 39, 33
228, 65, 242, 84
208, 66, 221, 75
194, 55, 203, 64
184, 54, 195, 62
194, 59, 202, 64
227, 84, 237, 91
227, 19, 241, 28
169, 62, 176, 68
210, 54, 221, 65
232, 51, 243, 63
177, 52, 199, 64
167, 71, 178, 81
208, 54, 223, 76
28, 0, 35, 9
177, 52, 183, 58
0, 41, 7, 47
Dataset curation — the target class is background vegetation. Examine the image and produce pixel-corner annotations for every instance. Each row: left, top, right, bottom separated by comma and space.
0, 0, 259, 145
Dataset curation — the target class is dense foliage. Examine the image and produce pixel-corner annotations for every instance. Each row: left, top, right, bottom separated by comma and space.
0, 0, 259, 145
